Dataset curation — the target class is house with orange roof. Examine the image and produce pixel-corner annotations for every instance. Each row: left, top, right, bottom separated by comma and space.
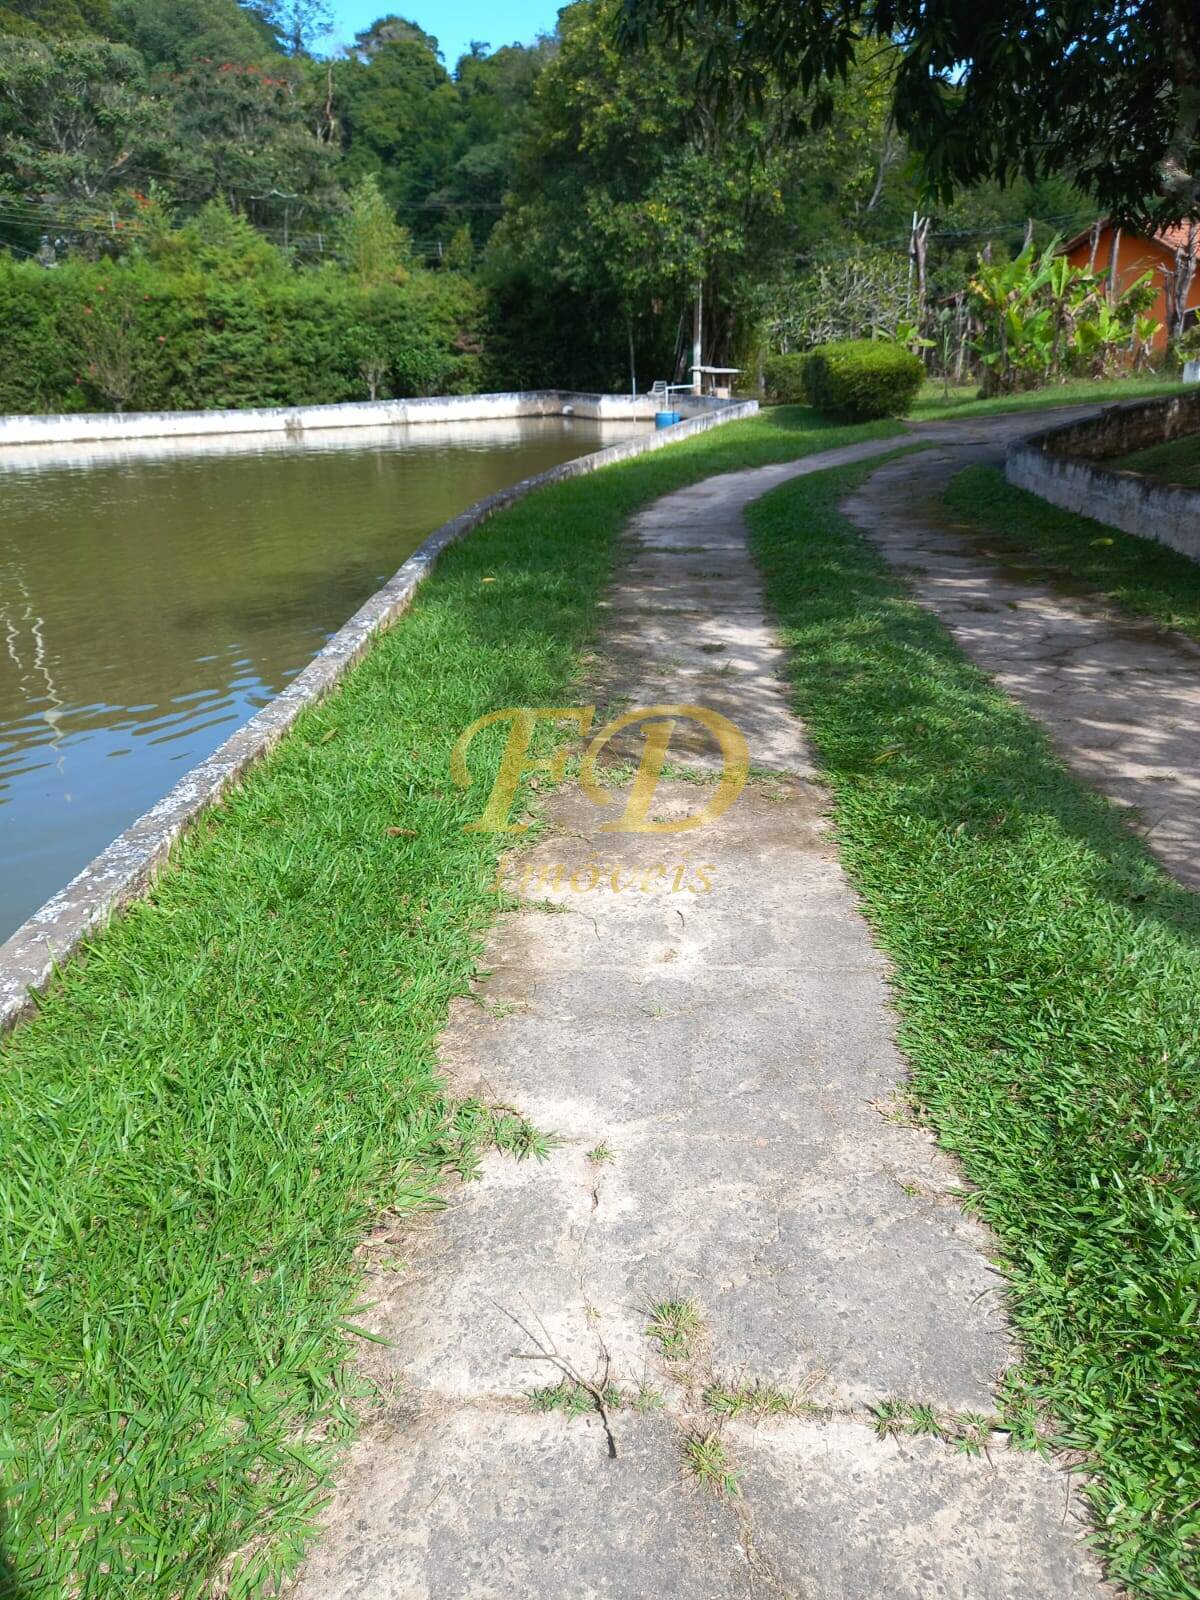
1062, 220, 1200, 351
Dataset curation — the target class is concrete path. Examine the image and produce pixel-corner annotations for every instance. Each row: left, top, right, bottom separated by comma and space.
291, 439, 1108, 1599
849, 413, 1200, 890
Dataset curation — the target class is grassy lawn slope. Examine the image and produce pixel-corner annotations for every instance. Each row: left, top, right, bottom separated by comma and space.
750, 457, 1200, 1599
943, 465, 1200, 643
0, 407, 897, 1599
1115, 432, 1200, 489
910, 375, 1189, 421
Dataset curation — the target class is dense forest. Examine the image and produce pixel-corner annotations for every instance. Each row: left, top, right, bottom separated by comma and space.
0, 0, 1101, 406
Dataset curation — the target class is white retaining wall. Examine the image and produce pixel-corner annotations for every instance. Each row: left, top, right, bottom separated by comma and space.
1006, 391, 1200, 564
0, 389, 739, 449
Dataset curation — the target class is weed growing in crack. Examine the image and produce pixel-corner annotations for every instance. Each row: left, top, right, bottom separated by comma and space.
906, 1403, 944, 1439
586, 1143, 615, 1166
529, 1376, 664, 1421
683, 1431, 743, 1496
483, 998, 527, 1020
444, 1101, 558, 1175
631, 1383, 665, 1413
870, 1398, 910, 1440
868, 1090, 929, 1130
531, 1379, 623, 1419
646, 1299, 702, 1362
703, 1379, 816, 1421
871, 1398, 999, 1455
952, 1413, 996, 1459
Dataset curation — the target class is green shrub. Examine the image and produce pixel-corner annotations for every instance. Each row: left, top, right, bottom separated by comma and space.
762, 352, 808, 403
0, 257, 483, 415
802, 338, 923, 419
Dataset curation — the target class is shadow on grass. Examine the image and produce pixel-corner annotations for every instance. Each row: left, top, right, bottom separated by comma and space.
0, 1499, 26, 1600
943, 463, 1200, 646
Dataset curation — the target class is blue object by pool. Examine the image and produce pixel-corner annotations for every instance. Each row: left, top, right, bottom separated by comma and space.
655, 410, 682, 429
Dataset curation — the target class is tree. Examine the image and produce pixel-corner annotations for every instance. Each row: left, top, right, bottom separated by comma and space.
161, 58, 340, 238
0, 36, 166, 252
0, 0, 117, 37
429, 40, 550, 245
242, 0, 331, 56
348, 14, 440, 60
334, 22, 461, 210
112, 0, 274, 68
618, 0, 1200, 230
486, 0, 889, 389
148, 194, 290, 276
335, 172, 411, 284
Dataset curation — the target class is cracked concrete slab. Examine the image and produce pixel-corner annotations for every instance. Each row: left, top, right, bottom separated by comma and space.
846, 412, 1200, 889
735, 1419, 1102, 1600
289, 436, 1109, 1599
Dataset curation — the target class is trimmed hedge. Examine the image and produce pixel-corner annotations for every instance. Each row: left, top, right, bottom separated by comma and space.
802, 339, 923, 419
0, 258, 484, 415
762, 352, 807, 404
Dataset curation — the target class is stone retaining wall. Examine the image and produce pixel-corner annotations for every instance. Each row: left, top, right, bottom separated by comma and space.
0, 394, 756, 1032
1006, 390, 1200, 561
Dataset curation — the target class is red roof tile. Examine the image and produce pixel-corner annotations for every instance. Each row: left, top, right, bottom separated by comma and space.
1155, 221, 1200, 257
1060, 218, 1200, 258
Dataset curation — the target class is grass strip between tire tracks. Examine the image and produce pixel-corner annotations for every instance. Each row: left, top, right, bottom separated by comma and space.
748, 457, 1200, 1600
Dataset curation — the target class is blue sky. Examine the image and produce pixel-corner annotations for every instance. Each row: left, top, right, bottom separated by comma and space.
326, 1, 564, 68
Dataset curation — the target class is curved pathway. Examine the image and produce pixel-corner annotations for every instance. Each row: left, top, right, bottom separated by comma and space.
291, 440, 1108, 1599
848, 411, 1200, 890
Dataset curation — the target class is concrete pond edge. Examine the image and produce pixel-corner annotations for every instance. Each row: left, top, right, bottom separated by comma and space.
0, 395, 757, 1035
0, 388, 727, 448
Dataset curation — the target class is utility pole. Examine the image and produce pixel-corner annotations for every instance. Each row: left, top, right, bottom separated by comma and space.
692, 278, 703, 395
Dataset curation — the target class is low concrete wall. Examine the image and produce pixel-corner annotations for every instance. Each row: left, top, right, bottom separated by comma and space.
1006, 391, 1200, 562
0, 395, 756, 1032
0, 389, 733, 449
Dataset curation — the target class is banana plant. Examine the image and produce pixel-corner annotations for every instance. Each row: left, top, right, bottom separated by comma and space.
1131, 314, 1163, 372
879, 317, 934, 354
968, 237, 1157, 394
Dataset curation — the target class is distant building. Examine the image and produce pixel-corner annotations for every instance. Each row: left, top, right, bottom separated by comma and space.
1062, 220, 1200, 350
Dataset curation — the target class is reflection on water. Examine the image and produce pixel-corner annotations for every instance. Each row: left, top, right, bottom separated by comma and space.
0, 416, 647, 939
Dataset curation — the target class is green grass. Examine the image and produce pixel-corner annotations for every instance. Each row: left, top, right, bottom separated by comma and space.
870, 1399, 996, 1458
0, 404, 894, 1599
1115, 432, 1200, 488
702, 1378, 812, 1421
681, 1430, 743, 1496
943, 465, 1200, 642
909, 375, 1189, 421
529, 1378, 623, 1418
748, 458, 1200, 1599
645, 1298, 703, 1362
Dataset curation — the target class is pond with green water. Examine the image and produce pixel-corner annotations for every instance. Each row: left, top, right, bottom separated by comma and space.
0, 416, 647, 940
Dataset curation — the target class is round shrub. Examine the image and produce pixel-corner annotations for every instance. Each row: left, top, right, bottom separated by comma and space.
802, 339, 923, 419
762, 352, 807, 403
